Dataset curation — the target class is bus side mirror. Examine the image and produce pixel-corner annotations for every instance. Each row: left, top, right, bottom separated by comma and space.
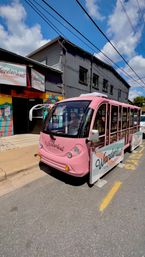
89, 129, 99, 142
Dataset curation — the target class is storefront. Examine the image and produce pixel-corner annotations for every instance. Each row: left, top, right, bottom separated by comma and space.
0, 49, 63, 137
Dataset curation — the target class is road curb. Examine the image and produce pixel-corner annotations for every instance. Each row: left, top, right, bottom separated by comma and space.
0, 162, 39, 182
0, 143, 40, 182
0, 168, 6, 182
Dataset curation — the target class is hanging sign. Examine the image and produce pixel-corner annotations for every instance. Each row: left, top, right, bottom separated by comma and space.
0, 62, 26, 86
31, 69, 45, 92
131, 131, 142, 152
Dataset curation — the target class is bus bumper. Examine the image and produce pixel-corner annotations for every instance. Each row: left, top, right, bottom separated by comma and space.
39, 148, 89, 177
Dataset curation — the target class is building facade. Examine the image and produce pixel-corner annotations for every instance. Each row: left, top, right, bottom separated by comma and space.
0, 48, 63, 137
28, 36, 130, 102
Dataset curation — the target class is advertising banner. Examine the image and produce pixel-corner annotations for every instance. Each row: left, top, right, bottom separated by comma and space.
90, 139, 124, 184
31, 69, 45, 92
0, 62, 26, 87
131, 131, 142, 152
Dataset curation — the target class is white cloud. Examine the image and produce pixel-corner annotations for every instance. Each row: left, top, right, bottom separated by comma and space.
85, 0, 105, 21
95, 0, 145, 63
94, 41, 119, 64
121, 55, 145, 88
129, 88, 145, 101
0, 0, 49, 56
94, 0, 145, 97
126, 55, 145, 74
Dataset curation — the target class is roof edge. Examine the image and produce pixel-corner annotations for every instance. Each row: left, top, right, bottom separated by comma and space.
27, 35, 130, 89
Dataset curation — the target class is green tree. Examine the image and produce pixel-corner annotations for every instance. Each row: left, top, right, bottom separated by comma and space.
133, 96, 145, 107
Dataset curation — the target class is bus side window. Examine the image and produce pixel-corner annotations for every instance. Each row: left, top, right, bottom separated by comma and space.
81, 109, 94, 137
122, 107, 127, 129
111, 106, 118, 132
119, 106, 122, 130
129, 109, 134, 127
110, 105, 118, 144
137, 110, 140, 125
93, 104, 106, 135
133, 110, 137, 126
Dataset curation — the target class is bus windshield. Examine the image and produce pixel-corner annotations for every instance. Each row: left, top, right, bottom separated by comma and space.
43, 100, 92, 137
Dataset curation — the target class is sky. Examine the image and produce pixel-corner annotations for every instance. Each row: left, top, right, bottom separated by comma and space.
0, 0, 145, 100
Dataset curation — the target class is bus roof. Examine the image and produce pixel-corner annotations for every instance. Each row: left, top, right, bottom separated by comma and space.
58, 94, 140, 110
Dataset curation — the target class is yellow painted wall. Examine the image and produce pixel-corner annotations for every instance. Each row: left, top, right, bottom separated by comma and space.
0, 94, 13, 137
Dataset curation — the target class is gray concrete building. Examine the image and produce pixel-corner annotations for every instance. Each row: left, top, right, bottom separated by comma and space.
28, 36, 130, 103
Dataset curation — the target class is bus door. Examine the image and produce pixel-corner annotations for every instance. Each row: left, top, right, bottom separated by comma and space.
91, 102, 108, 149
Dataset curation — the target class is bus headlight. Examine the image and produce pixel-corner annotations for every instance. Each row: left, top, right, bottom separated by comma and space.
39, 143, 43, 149
73, 146, 80, 154
67, 152, 72, 158
66, 145, 82, 158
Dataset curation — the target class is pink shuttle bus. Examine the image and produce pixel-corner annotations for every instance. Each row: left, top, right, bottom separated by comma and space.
39, 93, 142, 184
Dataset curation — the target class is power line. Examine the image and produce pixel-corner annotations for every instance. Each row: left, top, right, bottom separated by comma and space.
75, 0, 145, 87
119, 0, 136, 34
136, 0, 145, 22
129, 76, 145, 83
24, 0, 65, 37
33, 0, 97, 54
25, 0, 144, 89
40, 0, 144, 87
24, 0, 131, 93
118, 0, 145, 53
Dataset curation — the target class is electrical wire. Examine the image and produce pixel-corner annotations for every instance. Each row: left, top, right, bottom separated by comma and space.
118, 0, 145, 53
33, 0, 97, 54
24, 0, 65, 37
40, 0, 144, 87
136, 0, 145, 22
75, 0, 145, 87
24, 0, 130, 97
25, 0, 132, 98
25, 0, 145, 89
119, 0, 136, 34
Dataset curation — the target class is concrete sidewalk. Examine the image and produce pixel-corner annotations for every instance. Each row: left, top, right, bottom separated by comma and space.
0, 134, 40, 181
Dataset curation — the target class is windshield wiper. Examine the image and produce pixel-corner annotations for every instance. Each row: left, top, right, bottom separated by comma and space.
43, 128, 56, 140
49, 133, 56, 140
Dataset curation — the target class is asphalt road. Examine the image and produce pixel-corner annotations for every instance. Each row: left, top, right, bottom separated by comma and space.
0, 142, 145, 257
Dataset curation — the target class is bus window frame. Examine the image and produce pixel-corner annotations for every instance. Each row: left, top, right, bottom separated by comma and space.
90, 101, 108, 147
109, 104, 119, 144
90, 101, 141, 150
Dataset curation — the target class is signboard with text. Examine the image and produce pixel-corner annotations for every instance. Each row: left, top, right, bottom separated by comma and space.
31, 69, 45, 92
0, 62, 26, 87
90, 139, 124, 184
131, 131, 142, 152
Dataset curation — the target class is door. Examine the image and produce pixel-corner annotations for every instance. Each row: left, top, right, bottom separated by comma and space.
91, 103, 107, 148
12, 97, 29, 134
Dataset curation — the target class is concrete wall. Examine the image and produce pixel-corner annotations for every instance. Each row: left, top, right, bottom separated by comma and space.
62, 51, 129, 102
30, 43, 63, 95
62, 52, 91, 97
29, 41, 129, 102
92, 63, 128, 102
30, 43, 62, 69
